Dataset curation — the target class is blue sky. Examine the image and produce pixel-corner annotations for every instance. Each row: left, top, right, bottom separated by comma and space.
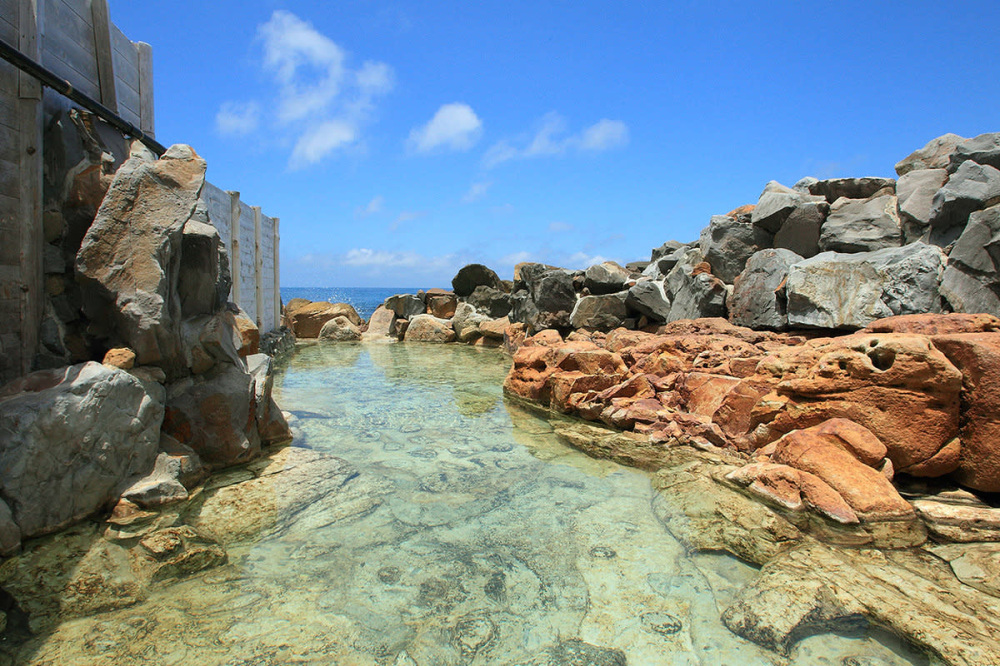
107, 1, 1000, 288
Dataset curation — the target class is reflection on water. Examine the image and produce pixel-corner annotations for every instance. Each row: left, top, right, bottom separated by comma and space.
8, 343, 928, 665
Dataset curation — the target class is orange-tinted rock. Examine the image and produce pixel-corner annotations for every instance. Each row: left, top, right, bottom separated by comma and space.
523, 329, 563, 347
286, 302, 363, 338
865, 313, 1000, 336
549, 371, 621, 413
479, 317, 510, 340
102, 347, 136, 370
426, 292, 458, 319
555, 348, 627, 376
794, 469, 860, 524
503, 323, 527, 355
233, 311, 260, 356
931, 333, 1000, 492
771, 420, 913, 521
726, 204, 756, 217
505, 345, 559, 402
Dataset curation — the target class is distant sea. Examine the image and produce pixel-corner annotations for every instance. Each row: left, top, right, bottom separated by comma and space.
281, 287, 430, 321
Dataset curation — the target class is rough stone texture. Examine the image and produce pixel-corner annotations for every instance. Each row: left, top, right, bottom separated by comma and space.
233, 309, 260, 357
177, 218, 230, 319
120, 452, 191, 508
819, 194, 903, 253
750, 181, 827, 234
625, 280, 671, 322
864, 312, 1000, 336
913, 491, 1000, 543
363, 305, 397, 341
426, 292, 458, 319
949, 131, 1000, 172
931, 333, 1000, 492
650, 240, 686, 262
318, 316, 362, 342
642, 245, 690, 280
895, 132, 964, 176
76, 145, 207, 375
570, 293, 628, 331
478, 317, 510, 340
728, 249, 803, 331
403, 315, 456, 343
384, 294, 425, 320
286, 302, 363, 338
941, 203, 1000, 315
162, 362, 260, 470
583, 261, 631, 295
665, 248, 728, 322
102, 347, 136, 369
452, 302, 490, 342
807, 177, 895, 203
928, 160, 1000, 245
771, 200, 827, 259
246, 353, 291, 448
467, 285, 512, 318
698, 215, 772, 284
452, 264, 503, 298
0, 362, 162, 539
520, 268, 579, 331
897, 168, 949, 243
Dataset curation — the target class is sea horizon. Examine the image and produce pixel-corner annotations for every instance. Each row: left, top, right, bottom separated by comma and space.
280, 286, 444, 320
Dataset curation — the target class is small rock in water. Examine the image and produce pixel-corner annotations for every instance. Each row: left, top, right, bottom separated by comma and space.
588, 546, 617, 559
484, 571, 507, 603
377, 567, 402, 584
452, 615, 496, 657
640, 611, 684, 636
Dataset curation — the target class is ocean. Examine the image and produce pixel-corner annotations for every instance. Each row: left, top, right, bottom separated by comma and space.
281, 287, 430, 321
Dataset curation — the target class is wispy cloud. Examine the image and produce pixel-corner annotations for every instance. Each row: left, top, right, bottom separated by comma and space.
389, 210, 426, 231
216, 101, 260, 136
483, 112, 629, 168
290, 249, 464, 287
566, 252, 614, 269
462, 181, 491, 203
408, 103, 483, 153
354, 195, 384, 218
215, 10, 394, 169
548, 221, 573, 232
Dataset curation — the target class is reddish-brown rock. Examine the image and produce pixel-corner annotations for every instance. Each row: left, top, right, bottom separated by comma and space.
426, 292, 458, 319
233, 311, 260, 356
864, 313, 1000, 336
285, 301, 363, 338
102, 347, 136, 370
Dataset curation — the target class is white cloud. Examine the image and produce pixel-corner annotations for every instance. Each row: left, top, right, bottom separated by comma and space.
499, 251, 535, 265
548, 221, 573, 232
389, 210, 425, 231
355, 195, 384, 218
408, 103, 483, 153
289, 120, 358, 169
566, 252, 614, 269
483, 112, 629, 168
216, 101, 260, 136
462, 181, 491, 203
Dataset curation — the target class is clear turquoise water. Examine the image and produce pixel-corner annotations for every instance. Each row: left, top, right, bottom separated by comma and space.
9, 343, 929, 665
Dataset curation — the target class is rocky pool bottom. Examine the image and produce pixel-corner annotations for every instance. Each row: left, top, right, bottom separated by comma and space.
0, 343, 980, 665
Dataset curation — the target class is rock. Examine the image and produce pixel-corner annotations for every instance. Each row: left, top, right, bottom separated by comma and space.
384, 294, 425, 320
940, 203, 1000, 315
864, 312, 1000, 336
643, 244, 689, 279
452, 303, 490, 342
232, 308, 260, 356
895, 132, 964, 176
665, 248, 728, 322
771, 200, 827, 258
931, 542, 1000, 597
478, 317, 510, 340
698, 215, 772, 284
625, 260, 649, 273
625, 280, 671, 322
319, 316, 362, 341
819, 194, 902, 253
426, 291, 457, 319
750, 181, 827, 234
177, 217, 231, 318
896, 168, 948, 242
467, 285, 512, 318
246, 353, 291, 447
0, 362, 162, 539
180, 311, 245, 374
928, 160, 1000, 245
865, 243, 947, 316
260, 326, 296, 358
120, 452, 191, 508
525, 268, 579, 331
162, 362, 260, 469
931, 333, 1000, 492
912, 491, 1000, 542
570, 293, 628, 331
102, 347, 136, 369
76, 145, 206, 377
363, 305, 397, 341
452, 264, 503, 297
584, 261, 631, 295
0, 499, 21, 556
286, 301, 363, 338
403, 315, 456, 343
949, 131, 1000, 172
650, 240, 686, 261
807, 177, 895, 203
523, 639, 627, 666
728, 249, 803, 331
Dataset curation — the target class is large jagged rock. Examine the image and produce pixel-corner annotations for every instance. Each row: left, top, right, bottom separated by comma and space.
698, 215, 772, 284
750, 181, 827, 235
425, 290, 458, 319
362, 305, 397, 341
940, 203, 1000, 315
949, 131, 1000, 172
76, 144, 207, 376
246, 353, 292, 447
650, 240, 686, 262
452, 263, 503, 297
466, 285, 512, 318
819, 194, 903, 253
452, 302, 490, 342
642, 244, 690, 279
728, 249, 803, 330
177, 216, 231, 318
895, 132, 964, 176
625, 280, 671, 322
583, 261, 631, 295
928, 160, 1000, 245
807, 177, 895, 203
897, 168, 949, 243
570, 293, 628, 331
665, 248, 728, 322
285, 301, 363, 338
0, 362, 163, 541
384, 294, 425, 319
771, 199, 827, 259
515, 268, 579, 332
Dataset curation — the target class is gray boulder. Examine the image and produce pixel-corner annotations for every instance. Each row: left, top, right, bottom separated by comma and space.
808, 177, 895, 203
940, 204, 1000, 315
177, 216, 231, 318
318, 316, 362, 341
793, 176, 819, 192
0, 500, 20, 556
625, 280, 671, 322
895, 133, 964, 176
0, 362, 163, 540
897, 168, 948, 243
698, 214, 773, 284
928, 161, 1000, 246
772, 200, 827, 258
247, 353, 291, 447
651, 240, 686, 261
665, 248, 728, 322
643, 244, 690, 279
384, 293, 424, 319
452, 302, 490, 342
121, 452, 191, 508
864, 243, 947, 315
949, 132, 1000, 172
819, 195, 902, 253
728, 248, 803, 330
467, 285, 512, 318
570, 293, 628, 331
584, 261, 631, 295
527, 268, 579, 330
452, 264, 503, 297
751, 181, 826, 234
